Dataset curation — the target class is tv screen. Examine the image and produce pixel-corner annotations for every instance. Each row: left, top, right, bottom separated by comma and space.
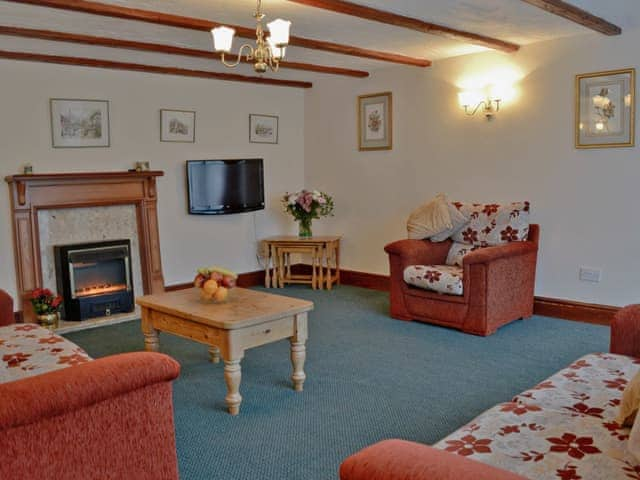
187, 159, 265, 215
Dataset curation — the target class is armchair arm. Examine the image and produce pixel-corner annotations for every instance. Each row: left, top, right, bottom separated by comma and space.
385, 239, 451, 266
464, 241, 537, 265
0, 289, 14, 327
0, 351, 180, 429
610, 305, 640, 357
340, 440, 527, 480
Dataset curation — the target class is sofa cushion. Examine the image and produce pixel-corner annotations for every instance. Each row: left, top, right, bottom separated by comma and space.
445, 242, 481, 267
618, 370, 640, 426
430, 203, 470, 242
407, 194, 456, 240
0, 323, 92, 384
404, 265, 463, 296
512, 353, 640, 423
451, 202, 530, 247
434, 401, 637, 480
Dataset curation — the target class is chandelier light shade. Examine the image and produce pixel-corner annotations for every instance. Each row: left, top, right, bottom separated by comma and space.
211, 26, 236, 53
267, 19, 291, 47
210, 0, 291, 74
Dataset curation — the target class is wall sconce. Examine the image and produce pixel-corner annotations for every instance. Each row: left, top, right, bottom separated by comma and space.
458, 84, 503, 120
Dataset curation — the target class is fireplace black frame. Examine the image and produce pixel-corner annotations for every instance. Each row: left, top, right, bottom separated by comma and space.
54, 239, 134, 321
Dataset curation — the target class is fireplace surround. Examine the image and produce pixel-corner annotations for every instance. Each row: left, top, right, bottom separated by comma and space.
5, 171, 165, 323
55, 240, 134, 321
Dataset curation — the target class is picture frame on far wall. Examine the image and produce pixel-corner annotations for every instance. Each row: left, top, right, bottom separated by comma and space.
249, 114, 279, 144
575, 68, 635, 149
161, 109, 196, 143
358, 91, 392, 151
50, 99, 110, 148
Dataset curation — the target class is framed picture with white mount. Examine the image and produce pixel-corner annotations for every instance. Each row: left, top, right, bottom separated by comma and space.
160, 109, 196, 143
575, 68, 635, 149
358, 92, 392, 151
50, 99, 110, 148
249, 114, 279, 144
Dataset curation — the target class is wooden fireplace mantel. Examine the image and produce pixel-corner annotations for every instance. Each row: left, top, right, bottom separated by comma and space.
5, 171, 165, 322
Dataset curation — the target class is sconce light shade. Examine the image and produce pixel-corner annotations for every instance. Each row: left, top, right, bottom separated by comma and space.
211, 26, 236, 53
267, 18, 291, 47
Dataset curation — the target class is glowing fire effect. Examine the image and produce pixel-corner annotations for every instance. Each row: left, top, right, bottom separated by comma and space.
75, 283, 127, 298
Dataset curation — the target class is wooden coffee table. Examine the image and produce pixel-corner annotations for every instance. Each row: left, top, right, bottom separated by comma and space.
136, 287, 313, 415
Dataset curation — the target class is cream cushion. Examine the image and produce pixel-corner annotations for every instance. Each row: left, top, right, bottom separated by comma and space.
403, 265, 464, 296
406, 194, 452, 240
430, 203, 469, 242
617, 370, 640, 426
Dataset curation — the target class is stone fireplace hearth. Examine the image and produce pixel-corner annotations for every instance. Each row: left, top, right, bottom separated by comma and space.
5, 171, 165, 330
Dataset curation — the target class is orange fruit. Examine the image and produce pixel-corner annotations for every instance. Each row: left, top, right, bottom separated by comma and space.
203, 279, 218, 295
213, 286, 228, 302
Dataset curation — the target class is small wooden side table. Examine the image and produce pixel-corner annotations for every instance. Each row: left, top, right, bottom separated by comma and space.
263, 236, 342, 290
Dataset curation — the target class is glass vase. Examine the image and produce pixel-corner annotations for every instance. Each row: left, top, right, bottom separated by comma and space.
298, 218, 313, 238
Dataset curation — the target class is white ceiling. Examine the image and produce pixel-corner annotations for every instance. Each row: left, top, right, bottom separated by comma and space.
0, 0, 638, 82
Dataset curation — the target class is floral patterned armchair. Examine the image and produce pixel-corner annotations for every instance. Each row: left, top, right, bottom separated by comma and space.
0, 290, 13, 327
385, 205, 539, 336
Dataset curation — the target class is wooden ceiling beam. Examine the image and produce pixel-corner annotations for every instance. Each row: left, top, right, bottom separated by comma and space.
521, 0, 621, 35
0, 26, 370, 78
287, 0, 520, 53
0, 50, 313, 88
6, 0, 431, 67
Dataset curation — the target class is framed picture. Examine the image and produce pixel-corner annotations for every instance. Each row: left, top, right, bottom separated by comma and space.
575, 68, 635, 149
249, 114, 279, 144
358, 92, 392, 151
161, 109, 196, 143
50, 99, 110, 148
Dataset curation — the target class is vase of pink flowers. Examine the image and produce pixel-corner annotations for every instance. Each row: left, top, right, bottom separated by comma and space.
31, 288, 63, 330
282, 189, 334, 238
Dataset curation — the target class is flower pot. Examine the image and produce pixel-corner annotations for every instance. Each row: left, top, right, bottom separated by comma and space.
298, 218, 313, 238
37, 312, 59, 330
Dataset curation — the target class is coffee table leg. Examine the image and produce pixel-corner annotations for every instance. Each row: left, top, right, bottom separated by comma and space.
224, 359, 243, 415
290, 312, 308, 392
141, 307, 160, 352
209, 346, 221, 363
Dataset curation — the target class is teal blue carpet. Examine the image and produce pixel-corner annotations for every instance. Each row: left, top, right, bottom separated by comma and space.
65, 286, 608, 480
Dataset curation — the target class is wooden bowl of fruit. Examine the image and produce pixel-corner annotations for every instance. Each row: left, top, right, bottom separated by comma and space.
194, 267, 238, 303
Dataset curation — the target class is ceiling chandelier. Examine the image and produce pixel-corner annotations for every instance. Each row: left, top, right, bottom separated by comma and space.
211, 0, 291, 74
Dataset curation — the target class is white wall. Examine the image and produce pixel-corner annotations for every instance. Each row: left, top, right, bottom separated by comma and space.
305, 30, 640, 307
0, 60, 305, 300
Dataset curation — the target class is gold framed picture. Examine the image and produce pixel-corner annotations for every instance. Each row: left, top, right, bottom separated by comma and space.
358, 92, 392, 151
575, 68, 635, 149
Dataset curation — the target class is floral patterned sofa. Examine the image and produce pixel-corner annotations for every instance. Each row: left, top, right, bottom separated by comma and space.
0, 289, 181, 479
340, 305, 640, 480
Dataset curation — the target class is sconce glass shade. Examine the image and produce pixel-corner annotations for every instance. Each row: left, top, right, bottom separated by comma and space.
458, 90, 483, 107
267, 36, 287, 60
267, 18, 291, 47
211, 26, 236, 52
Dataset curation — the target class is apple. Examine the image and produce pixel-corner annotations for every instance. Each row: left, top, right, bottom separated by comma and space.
210, 271, 224, 282
213, 286, 229, 302
221, 275, 236, 288
194, 273, 207, 288
203, 279, 219, 295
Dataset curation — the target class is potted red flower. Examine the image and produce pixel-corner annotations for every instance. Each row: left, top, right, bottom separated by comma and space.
31, 288, 63, 329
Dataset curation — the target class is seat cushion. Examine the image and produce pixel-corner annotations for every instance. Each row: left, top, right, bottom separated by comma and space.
0, 323, 92, 384
404, 265, 463, 296
434, 401, 638, 480
445, 242, 482, 267
451, 201, 530, 247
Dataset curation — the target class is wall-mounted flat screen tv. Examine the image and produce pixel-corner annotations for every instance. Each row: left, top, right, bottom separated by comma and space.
187, 159, 265, 215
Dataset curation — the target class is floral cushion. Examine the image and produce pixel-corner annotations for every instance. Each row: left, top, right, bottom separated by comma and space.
445, 242, 481, 267
434, 402, 638, 480
0, 323, 92, 384
434, 353, 640, 479
403, 265, 463, 296
451, 201, 530, 247
512, 353, 640, 423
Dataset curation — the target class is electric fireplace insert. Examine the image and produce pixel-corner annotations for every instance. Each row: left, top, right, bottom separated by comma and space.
54, 240, 134, 321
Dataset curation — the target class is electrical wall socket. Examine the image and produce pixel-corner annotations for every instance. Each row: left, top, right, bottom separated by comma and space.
579, 267, 602, 283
